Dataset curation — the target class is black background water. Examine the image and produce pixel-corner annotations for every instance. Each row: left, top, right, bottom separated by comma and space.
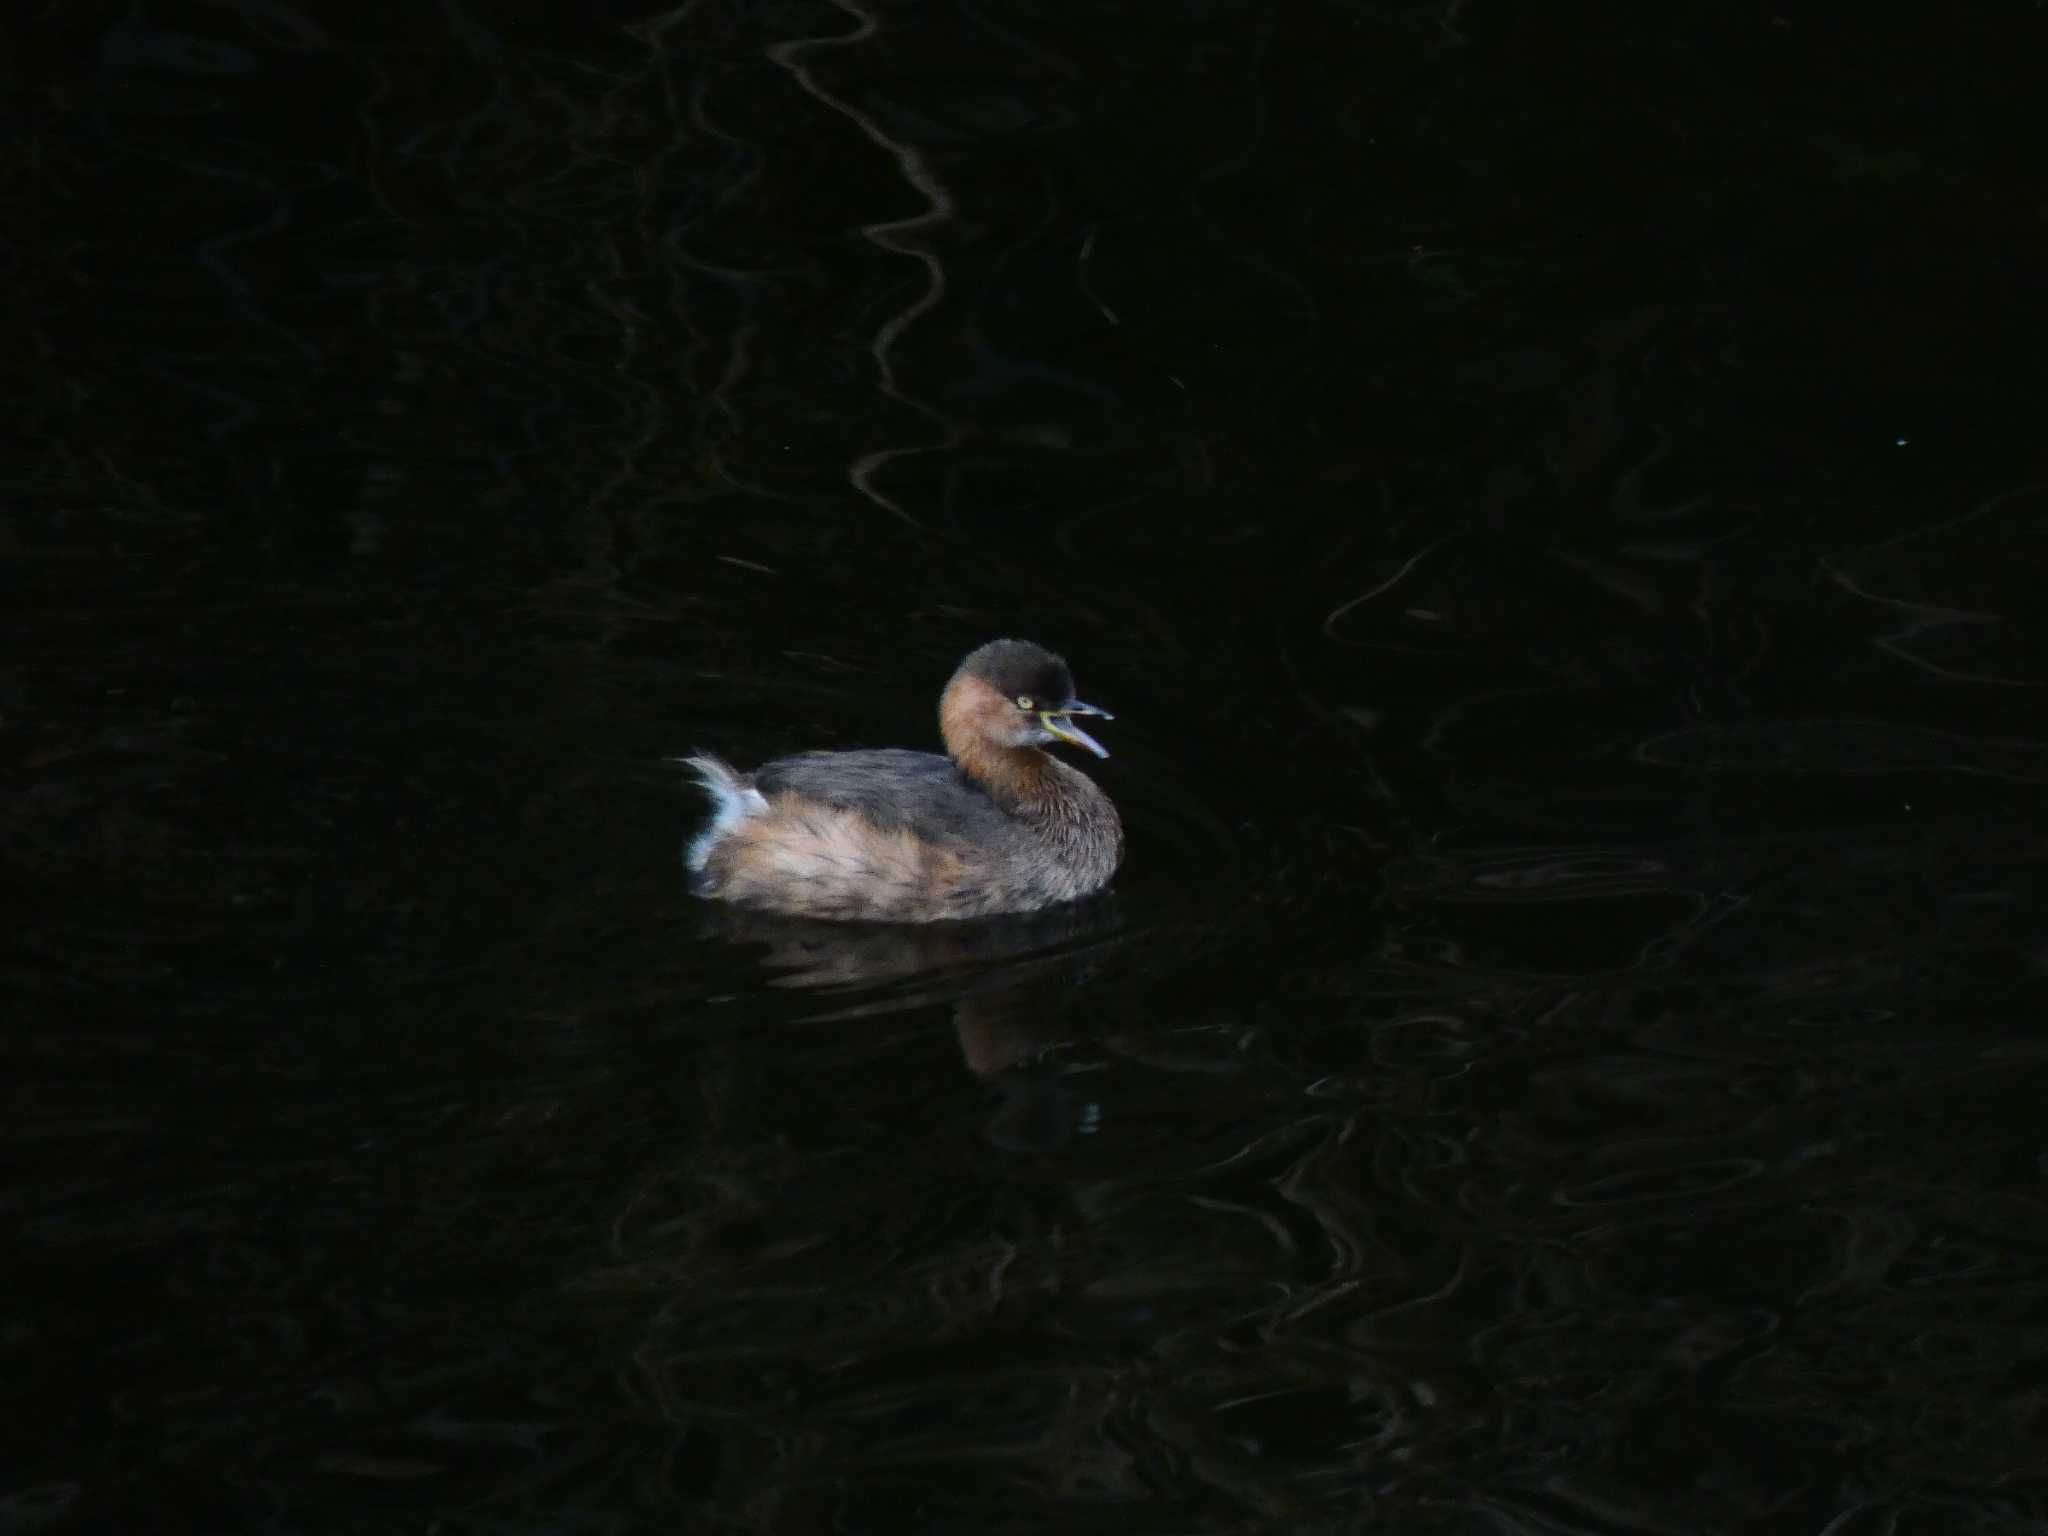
8, 1, 2048, 1531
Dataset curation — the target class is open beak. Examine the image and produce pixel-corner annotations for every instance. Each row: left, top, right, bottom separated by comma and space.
1039, 699, 1113, 759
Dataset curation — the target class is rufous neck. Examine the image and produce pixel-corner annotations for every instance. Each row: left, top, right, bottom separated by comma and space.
940, 672, 1050, 810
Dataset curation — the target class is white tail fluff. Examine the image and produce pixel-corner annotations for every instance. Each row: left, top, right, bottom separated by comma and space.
680, 754, 768, 872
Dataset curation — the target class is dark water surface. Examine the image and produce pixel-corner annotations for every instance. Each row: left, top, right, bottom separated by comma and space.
9, 2, 2048, 1531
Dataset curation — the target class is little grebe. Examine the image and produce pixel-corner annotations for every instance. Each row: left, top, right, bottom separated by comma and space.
685, 639, 1123, 922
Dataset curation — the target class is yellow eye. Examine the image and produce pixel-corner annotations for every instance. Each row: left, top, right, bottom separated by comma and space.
1016, 695, 1035, 710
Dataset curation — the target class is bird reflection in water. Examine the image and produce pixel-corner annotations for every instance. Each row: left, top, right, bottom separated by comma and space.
699, 896, 1126, 1151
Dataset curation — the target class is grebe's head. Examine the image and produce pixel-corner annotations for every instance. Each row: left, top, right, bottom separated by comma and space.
941, 638, 1114, 760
